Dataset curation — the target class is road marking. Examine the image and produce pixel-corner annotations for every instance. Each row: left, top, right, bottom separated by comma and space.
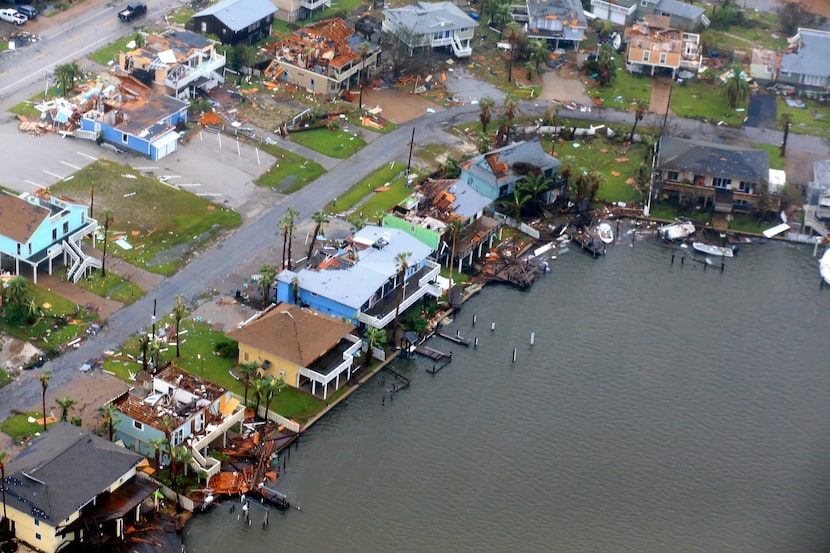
177, 183, 202, 187
197, 193, 222, 197
77, 152, 98, 161
43, 170, 64, 179
25, 180, 45, 189
33, 52, 47, 61
61, 161, 82, 170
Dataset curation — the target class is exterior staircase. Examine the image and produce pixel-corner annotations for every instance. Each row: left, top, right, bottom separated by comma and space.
62, 219, 102, 283
451, 33, 472, 58
804, 205, 829, 237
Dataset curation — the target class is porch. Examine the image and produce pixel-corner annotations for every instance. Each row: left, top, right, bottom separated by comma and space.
357, 260, 441, 328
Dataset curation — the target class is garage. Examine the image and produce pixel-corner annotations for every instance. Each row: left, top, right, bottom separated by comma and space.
152, 131, 180, 160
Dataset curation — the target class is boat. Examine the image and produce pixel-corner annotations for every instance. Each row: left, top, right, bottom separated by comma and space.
820, 249, 830, 285
597, 222, 614, 244
692, 242, 734, 257
659, 219, 696, 241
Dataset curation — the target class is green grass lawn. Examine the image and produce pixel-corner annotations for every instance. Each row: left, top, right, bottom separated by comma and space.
103, 318, 325, 421
544, 136, 649, 204
256, 143, 326, 193
777, 97, 830, 137
753, 143, 785, 170
75, 271, 145, 305
586, 70, 654, 109
50, 159, 241, 276
0, 284, 97, 354
88, 34, 141, 66
287, 127, 367, 158
328, 162, 409, 214
0, 412, 57, 443
670, 81, 746, 126
0, 369, 11, 389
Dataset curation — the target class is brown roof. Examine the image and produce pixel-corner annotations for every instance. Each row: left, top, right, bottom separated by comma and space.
227, 303, 356, 367
0, 191, 49, 244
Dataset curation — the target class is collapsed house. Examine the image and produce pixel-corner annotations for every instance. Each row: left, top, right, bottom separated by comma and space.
265, 18, 381, 95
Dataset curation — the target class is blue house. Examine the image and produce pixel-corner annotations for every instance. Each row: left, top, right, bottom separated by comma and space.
276, 226, 441, 329
78, 73, 188, 161
0, 190, 100, 284
111, 364, 245, 480
459, 139, 560, 201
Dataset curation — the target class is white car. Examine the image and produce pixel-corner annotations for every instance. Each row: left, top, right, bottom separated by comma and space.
0, 8, 28, 25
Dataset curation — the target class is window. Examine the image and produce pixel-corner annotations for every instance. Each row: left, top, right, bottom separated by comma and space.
35, 533, 42, 541
659, 52, 667, 64
52, 229, 57, 241
34, 520, 40, 527
642, 51, 650, 62
739, 181, 755, 193
667, 170, 679, 181
201, 21, 207, 33
133, 420, 144, 431
63, 222, 69, 234
243, 352, 249, 361
712, 177, 731, 189
122, 133, 128, 144
694, 174, 705, 185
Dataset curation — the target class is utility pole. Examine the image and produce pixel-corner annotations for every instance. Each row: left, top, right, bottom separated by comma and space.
406, 128, 415, 176
151, 298, 157, 341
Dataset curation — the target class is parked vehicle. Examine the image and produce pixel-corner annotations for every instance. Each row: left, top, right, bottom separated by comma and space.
118, 2, 146, 21
0, 8, 27, 25
14, 5, 37, 19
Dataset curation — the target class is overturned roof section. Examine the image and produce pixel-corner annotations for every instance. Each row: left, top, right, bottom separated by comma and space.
4, 423, 144, 524
228, 303, 356, 367
383, 1, 477, 35
194, 0, 277, 31
657, 136, 769, 182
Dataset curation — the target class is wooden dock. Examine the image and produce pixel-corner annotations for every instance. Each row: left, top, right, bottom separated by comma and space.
414, 344, 451, 360
435, 330, 471, 347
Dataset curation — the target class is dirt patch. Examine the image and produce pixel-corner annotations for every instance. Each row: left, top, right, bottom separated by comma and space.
360, 87, 444, 124
538, 66, 593, 105
798, 0, 830, 17
0, 334, 42, 372
41, 371, 132, 433
650, 77, 673, 116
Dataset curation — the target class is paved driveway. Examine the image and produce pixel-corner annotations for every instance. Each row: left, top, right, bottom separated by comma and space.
744, 94, 777, 130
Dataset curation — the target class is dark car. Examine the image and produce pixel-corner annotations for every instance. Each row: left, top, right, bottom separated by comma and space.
15, 5, 37, 19
118, 2, 146, 22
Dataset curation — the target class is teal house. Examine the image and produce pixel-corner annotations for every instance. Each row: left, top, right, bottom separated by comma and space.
460, 139, 560, 200
0, 190, 100, 284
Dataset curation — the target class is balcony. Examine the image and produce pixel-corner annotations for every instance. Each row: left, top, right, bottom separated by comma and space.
301, 0, 330, 10
165, 52, 227, 92
357, 260, 441, 328
662, 180, 780, 211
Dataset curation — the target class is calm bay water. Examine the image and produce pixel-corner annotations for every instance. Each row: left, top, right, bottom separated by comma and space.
185, 239, 830, 553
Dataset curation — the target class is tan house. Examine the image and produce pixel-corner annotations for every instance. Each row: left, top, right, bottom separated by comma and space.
119, 30, 226, 99
2, 423, 156, 553
227, 303, 362, 400
265, 18, 380, 95
624, 15, 701, 78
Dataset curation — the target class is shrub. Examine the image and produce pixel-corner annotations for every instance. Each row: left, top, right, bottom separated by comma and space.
214, 341, 239, 359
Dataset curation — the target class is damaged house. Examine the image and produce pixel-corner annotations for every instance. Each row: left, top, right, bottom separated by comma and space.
511, 0, 587, 50
265, 18, 380, 95
624, 15, 702, 78
74, 72, 189, 160
119, 30, 226, 99
382, 1, 477, 58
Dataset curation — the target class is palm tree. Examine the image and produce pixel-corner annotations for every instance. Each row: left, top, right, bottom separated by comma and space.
445, 218, 465, 297
307, 210, 329, 259
139, 334, 150, 372
263, 375, 284, 418
147, 338, 161, 370
630, 99, 648, 141
170, 446, 193, 511
55, 396, 77, 422
6, 275, 27, 306
172, 295, 186, 358
149, 437, 167, 472
529, 39, 548, 74
722, 65, 749, 109
596, 44, 617, 87
392, 251, 412, 345
476, 131, 493, 154
238, 362, 261, 405
259, 264, 277, 306
252, 377, 265, 418
363, 327, 387, 366
0, 451, 7, 528
54, 61, 83, 97
358, 42, 371, 110
517, 172, 552, 214
504, 187, 531, 220
279, 214, 291, 270
493, 1, 511, 33
505, 21, 520, 81
444, 157, 462, 179
96, 404, 120, 441
285, 206, 300, 271
37, 370, 51, 431
780, 113, 793, 157
479, 96, 495, 133
100, 210, 113, 277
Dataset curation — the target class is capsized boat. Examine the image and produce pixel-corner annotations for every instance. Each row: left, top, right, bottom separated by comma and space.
692, 242, 734, 257
659, 219, 696, 241
820, 248, 830, 285
597, 222, 614, 244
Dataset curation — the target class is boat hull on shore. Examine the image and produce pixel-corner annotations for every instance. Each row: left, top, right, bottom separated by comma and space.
693, 242, 734, 257
597, 223, 614, 244
659, 220, 696, 241
820, 249, 830, 285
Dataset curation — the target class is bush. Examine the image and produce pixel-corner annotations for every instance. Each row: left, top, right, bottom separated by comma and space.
214, 341, 239, 359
